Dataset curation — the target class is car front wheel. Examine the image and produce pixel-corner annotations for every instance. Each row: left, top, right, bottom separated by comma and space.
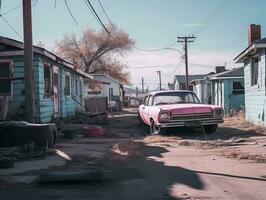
203, 124, 218, 134
150, 120, 166, 135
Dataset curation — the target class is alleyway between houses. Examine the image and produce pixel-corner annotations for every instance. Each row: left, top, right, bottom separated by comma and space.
1, 109, 266, 200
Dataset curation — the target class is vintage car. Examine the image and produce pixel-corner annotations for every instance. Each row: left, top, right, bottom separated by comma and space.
138, 90, 224, 134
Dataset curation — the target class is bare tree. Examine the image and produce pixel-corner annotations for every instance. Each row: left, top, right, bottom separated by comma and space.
54, 25, 134, 84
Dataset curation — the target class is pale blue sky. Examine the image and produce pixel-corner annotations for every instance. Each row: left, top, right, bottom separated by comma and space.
1, 0, 266, 89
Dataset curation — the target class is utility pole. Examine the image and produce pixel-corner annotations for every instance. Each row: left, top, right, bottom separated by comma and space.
156, 70, 162, 91
23, 0, 35, 122
178, 36, 196, 90
141, 78, 144, 94
135, 86, 139, 98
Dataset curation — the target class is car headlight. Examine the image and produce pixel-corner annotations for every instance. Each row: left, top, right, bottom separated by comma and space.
213, 108, 224, 118
159, 111, 170, 122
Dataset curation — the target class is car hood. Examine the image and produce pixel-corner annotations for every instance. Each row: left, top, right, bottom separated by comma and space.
156, 103, 221, 115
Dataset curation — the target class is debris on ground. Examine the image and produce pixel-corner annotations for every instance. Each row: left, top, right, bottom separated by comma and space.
218, 150, 266, 163
143, 135, 181, 144
75, 110, 109, 124
102, 141, 143, 165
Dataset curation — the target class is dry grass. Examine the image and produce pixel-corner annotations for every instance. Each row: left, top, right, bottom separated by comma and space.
224, 111, 266, 135
143, 135, 180, 144
219, 150, 266, 163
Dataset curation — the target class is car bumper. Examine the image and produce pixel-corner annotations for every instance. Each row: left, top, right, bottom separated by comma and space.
159, 119, 224, 128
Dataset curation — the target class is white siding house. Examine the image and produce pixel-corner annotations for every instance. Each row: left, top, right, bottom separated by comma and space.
234, 24, 266, 126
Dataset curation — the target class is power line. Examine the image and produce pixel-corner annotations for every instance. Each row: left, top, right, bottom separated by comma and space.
97, 0, 112, 25
128, 64, 177, 69
85, 0, 111, 35
134, 41, 178, 52
1, 0, 39, 16
193, 0, 234, 35
1, 15, 22, 39
64, 0, 79, 26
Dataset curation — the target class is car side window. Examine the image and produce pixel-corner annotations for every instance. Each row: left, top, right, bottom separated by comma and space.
148, 95, 153, 106
144, 96, 149, 106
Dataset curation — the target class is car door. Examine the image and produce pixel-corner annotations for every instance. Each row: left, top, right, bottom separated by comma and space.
139, 96, 148, 122
143, 95, 154, 125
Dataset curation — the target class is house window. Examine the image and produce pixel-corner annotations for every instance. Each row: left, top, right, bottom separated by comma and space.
65, 74, 71, 96
0, 61, 12, 95
44, 64, 52, 95
251, 56, 259, 86
233, 81, 244, 94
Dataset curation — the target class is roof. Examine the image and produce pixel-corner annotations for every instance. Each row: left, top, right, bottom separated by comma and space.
174, 74, 206, 84
208, 67, 244, 80
234, 37, 266, 63
0, 36, 93, 79
92, 73, 122, 85
148, 90, 194, 96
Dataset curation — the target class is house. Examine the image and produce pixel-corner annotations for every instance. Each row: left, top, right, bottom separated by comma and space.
207, 67, 245, 114
0, 36, 93, 123
91, 73, 124, 109
234, 24, 266, 126
172, 74, 207, 91
190, 78, 212, 104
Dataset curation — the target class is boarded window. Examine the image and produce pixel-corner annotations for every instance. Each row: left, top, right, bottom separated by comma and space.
0, 61, 11, 95
44, 64, 52, 95
251, 56, 259, 86
65, 74, 71, 96
233, 81, 244, 94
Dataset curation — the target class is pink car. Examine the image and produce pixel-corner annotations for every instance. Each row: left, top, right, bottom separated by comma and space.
138, 91, 224, 134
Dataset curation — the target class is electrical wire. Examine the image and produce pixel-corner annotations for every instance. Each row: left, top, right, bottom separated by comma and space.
1, 15, 22, 39
97, 0, 112, 25
1, 0, 39, 16
64, 0, 79, 26
85, 0, 111, 35
193, 0, 234, 35
134, 41, 178, 52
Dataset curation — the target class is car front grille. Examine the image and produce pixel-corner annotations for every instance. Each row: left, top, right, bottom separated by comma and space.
170, 112, 213, 121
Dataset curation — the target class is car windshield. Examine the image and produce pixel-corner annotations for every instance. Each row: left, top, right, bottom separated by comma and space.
153, 92, 200, 105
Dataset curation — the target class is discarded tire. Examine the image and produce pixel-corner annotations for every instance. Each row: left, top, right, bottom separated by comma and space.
0, 121, 57, 148
0, 157, 14, 169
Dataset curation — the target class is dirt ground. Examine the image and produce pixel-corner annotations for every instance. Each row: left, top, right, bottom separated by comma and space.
1, 109, 266, 200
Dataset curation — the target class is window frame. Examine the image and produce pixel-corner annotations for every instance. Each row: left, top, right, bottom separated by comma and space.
232, 81, 244, 95
251, 55, 259, 86
0, 60, 13, 96
64, 72, 71, 97
43, 63, 53, 97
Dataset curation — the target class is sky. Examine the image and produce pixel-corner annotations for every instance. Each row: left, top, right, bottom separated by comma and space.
1, 0, 266, 90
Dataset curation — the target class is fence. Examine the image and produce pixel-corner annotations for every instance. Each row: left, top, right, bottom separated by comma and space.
85, 96, 108, 113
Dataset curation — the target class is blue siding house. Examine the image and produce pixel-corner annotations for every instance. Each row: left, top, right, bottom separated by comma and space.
0, 36, 92, 123
234, 24, 266, 126
207, 67, 245, 115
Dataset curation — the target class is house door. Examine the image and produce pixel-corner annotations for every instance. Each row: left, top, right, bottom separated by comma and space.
53, 66, 60, 118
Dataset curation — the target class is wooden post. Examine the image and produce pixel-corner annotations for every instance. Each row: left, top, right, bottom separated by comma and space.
23, 0, 35, 122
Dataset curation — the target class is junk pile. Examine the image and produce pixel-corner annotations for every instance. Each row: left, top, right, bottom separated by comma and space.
0, 144, 55, 169
0, 121, 57, 169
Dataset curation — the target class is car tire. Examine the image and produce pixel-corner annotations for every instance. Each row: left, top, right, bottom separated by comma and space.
203, 124, 218, 134
150, 120, 166, 135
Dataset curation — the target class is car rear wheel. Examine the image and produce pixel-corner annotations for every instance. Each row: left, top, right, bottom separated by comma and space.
203, 124, 218, 134
150, 120, 166, 135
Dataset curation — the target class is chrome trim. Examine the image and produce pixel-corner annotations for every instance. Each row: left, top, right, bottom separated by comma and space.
160, 119, 224, 128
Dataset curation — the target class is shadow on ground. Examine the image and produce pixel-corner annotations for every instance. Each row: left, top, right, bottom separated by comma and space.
0, 143, 204, 200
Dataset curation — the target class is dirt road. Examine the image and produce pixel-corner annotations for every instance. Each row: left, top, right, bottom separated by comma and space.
1, 110, 266, 200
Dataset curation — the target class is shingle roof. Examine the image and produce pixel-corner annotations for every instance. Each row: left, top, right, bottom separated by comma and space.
208, 67, 244, 79
175, 74, 206, 84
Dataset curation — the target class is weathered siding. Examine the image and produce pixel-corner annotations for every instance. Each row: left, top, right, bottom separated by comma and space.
244, 49, 266, 126
1, 54, 84, 123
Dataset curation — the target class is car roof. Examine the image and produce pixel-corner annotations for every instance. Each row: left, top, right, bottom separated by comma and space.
147, 90, 194, 96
